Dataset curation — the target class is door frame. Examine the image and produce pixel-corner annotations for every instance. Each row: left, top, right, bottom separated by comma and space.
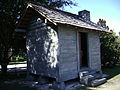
77, 31, 89, 72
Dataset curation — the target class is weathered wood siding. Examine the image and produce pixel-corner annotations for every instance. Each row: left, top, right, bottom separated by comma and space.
58, 25, 101, 81
26, 16, 59, 79
58, 25, 78, 82
88, 32, 101, 70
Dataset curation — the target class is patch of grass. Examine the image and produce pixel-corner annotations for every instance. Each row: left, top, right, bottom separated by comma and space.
9, 61, 27, 65
102, 65, 120, 78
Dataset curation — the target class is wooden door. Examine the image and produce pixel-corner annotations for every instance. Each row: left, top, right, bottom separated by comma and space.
79, 32, 88, 67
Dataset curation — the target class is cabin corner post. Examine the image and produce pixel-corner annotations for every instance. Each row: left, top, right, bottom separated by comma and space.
76, 31, 80, 72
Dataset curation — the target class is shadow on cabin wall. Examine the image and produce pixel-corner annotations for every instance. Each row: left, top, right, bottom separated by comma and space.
26, 16, 59, 81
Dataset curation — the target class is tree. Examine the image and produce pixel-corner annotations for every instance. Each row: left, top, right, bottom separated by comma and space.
0, 0, 17, 74
97, 19, 120, 67
0, 0, 76, 74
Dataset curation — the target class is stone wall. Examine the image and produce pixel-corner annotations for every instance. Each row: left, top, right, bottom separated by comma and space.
26, 16, 59, 79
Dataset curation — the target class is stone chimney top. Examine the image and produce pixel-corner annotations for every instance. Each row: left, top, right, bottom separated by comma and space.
78, 10, 90, 21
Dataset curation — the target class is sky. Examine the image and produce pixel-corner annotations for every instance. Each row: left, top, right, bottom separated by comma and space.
64, 0, 120, 35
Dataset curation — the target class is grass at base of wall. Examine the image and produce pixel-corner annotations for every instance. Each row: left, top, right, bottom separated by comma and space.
102, 64, 120, 79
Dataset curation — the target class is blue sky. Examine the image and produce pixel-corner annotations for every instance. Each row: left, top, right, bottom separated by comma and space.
64, 0, 120, 35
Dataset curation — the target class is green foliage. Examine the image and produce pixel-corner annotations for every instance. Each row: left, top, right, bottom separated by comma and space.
98, 19, 120, 67
116, 36, 120, 43
100, 31, 120, 67
12, 52, 26, 62
34, 0, 76, 8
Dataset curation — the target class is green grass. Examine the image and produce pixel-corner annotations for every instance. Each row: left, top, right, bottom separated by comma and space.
102, 65, 120, 79
9, 61, 27, 65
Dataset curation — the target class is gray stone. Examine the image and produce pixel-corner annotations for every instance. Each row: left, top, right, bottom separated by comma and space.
90, 78, 106, 87
79, 69, 107, 86
65, 82, 84, 90
26, 74, 34, 81
36, 84, 49, 90
102, 74, 109, 79
38, 77, 49, 85
51, 82, 65, 90
27, 82, 38, 87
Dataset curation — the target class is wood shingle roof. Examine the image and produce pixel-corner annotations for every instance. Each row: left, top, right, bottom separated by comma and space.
18, 2, 111, 33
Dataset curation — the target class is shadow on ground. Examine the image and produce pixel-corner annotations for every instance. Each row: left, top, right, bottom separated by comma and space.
0, 65, 120, 90
0, 71, 36, 90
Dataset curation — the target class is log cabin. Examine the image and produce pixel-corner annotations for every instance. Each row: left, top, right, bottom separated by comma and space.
16, 2, 110, 89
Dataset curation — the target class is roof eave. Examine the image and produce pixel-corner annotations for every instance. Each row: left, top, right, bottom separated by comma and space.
57, 22, 111, 33
27, 4, 57, 26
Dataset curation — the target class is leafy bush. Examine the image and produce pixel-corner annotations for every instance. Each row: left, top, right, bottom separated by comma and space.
97, 19, 120, 67
11, 51, 26, 62
100, 31, 120, 67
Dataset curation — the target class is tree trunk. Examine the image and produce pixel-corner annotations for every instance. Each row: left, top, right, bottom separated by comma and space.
1, 63, 8, 74
1, 49, 9, 74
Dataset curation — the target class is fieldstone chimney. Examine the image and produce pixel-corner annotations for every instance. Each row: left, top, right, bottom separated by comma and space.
78, 10, 90, 21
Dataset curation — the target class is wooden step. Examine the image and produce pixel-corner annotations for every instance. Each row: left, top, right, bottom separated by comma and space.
79, 69, 107, 86
90, 78, 107, 87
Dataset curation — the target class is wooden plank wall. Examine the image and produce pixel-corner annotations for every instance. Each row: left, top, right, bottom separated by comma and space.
58, 25, 78, 82
58, 25, 101, 81
88, 32, 101, 71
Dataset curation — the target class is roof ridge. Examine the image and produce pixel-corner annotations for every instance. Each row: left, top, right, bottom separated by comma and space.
19, 1, 110, 32
27, 2, 106, 30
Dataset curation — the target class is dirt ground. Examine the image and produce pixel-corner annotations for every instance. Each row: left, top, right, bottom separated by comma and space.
91, 76, 120, 90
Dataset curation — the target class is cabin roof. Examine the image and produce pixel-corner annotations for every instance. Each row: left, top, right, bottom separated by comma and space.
17, 2, 110, 33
